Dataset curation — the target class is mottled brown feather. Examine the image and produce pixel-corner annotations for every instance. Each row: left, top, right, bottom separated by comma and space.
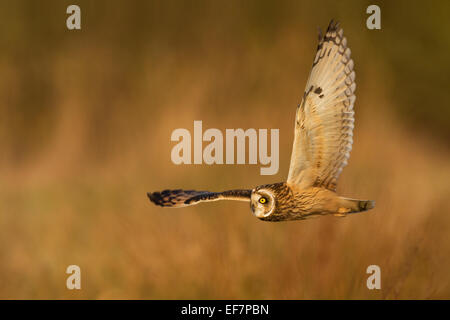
287, 20, 355, 191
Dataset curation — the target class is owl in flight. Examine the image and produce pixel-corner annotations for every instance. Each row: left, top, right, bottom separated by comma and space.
148, 20, 375, 222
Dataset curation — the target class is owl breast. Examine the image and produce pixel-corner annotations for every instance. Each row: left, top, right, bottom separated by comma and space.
256, 184, 335, 222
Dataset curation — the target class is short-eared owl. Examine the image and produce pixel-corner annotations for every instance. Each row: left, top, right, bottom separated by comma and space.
148, 20, 375, 222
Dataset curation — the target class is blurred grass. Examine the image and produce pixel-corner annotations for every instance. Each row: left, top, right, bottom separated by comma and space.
0, 0, 449, 299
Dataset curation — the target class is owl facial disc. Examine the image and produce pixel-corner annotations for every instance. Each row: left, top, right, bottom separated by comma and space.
251, 189, 275, 218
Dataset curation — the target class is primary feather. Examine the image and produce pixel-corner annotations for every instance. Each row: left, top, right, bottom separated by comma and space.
287, 20, 355, 191
148, 189, 251, 207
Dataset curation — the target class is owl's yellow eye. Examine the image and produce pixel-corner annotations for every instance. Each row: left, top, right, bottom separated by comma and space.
259, 197, 267, 204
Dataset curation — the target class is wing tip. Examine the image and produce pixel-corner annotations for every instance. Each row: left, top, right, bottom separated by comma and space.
147, 189, 203, 207
147, 191, 164, 206
316, 19, 343, 50
327, 19, 340, 32
148, 190, 180, 207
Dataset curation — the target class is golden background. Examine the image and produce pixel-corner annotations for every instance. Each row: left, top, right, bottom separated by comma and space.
0, 0, 449, 299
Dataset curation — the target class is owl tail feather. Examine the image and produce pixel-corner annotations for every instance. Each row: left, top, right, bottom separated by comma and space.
336, 197, 375, 216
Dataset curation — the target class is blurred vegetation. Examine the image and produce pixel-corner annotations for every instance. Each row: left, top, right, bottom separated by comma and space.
0, 0, 449, 299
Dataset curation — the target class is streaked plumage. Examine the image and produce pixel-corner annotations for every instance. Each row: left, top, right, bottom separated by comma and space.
148, 20, 375, 222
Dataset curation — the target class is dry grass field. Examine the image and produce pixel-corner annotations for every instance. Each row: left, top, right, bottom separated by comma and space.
0, 1, 449, 299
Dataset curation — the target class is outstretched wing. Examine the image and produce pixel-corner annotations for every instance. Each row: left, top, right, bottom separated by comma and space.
148, 189, 251, 207
287, 20, 355, 191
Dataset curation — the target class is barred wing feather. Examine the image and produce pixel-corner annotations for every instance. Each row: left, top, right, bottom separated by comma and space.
287, 20, 356, 191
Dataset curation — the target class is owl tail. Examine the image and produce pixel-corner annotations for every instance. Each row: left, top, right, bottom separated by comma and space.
337, 197, 375, 215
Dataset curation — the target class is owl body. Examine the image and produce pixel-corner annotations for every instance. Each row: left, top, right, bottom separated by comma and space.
251, 183, 348, 222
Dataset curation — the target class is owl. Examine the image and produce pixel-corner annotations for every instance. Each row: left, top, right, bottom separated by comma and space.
148, 20, 375, 222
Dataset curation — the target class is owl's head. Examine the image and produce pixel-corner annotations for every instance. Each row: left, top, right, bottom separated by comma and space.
250, 187, 277, 219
